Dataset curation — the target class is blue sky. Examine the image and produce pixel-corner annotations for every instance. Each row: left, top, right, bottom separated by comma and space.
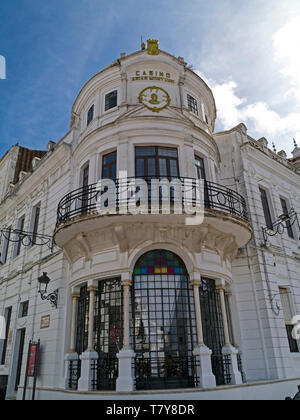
1, 0, 300, 158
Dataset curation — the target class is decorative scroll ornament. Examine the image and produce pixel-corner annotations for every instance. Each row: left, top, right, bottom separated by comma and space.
147, 39, 159, 55
0, 228, 54, 250
138, 86, 170, 113
262, 208, 300, 246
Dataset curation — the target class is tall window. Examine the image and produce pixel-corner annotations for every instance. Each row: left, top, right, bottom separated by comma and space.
75, 279, 123, 391
20, 301, 29, 318
1, 307, 12, 365
93, 278, 123, 390
80, 164, 90, 214
1, 227, 11, 264
14, 216, 25, 257
135, 147, 179, 179
87, 105, 94, 126
102, 152, 117, 180
259, 188, 273, 230
187, 94, 198, 116
280, 198, 294, 239
132, 250, 197, 390
279, 287, 299, 353
105, 90, 118, 111
76, 285, 89, 355
195, 155, 210, 208
31, 204, 41, 246
199, 279, 231, 385
195, 156, 206, 180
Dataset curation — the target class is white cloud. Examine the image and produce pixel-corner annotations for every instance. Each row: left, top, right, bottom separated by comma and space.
273, 16, 300, 101
196, 18, 300, 153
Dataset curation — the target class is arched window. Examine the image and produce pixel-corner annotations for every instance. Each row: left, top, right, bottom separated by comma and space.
132, 250, 197, 390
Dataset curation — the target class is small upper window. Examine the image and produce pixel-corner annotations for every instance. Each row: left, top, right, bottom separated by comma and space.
259, 187, 273, 230
105, 90, 118, 111
31, 204, 41, 246
187, 94, 198, 116
20, 301, 29, 318
280, 198, 294, 239
87, 105, 94, 126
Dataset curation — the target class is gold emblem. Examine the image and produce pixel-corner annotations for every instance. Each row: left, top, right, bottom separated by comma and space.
147, 39, 159, 55
138, 86, 171, 113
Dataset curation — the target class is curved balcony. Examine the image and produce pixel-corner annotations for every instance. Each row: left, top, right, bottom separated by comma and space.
54, 177, 252, 255
56, 177, 248, 225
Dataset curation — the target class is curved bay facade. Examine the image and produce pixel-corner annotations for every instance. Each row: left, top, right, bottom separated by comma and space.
1, 40, 300, 400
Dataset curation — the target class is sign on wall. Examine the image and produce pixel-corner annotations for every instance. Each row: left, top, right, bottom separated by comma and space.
40, 315, 50, 329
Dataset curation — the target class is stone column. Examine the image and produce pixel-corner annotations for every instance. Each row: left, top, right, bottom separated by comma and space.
64, 292, 80, 389
78, 286, 98, 391
225, 291, 237, 347
70, 292, 80, 353
191, 276, 216, 388
119, 72, 128, 115
116, 275, 135, 392
217, 283, 242, 385
226, 290, 245, 382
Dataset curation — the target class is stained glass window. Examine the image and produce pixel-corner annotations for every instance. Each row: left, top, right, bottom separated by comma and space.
134, 250, 187, 276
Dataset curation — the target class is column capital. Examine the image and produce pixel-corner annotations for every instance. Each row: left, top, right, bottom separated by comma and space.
121, 280, 132, 288
225, 290, 232, 297
215, 279, 226, 290
87, 285, 98, 293
190, 279, 201, 287
72, 292, 80, 299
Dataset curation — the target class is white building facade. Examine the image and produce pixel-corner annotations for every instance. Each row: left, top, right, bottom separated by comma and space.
0, 40, 300, 400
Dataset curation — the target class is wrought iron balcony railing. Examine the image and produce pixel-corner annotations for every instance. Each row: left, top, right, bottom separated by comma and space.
56, 177, 249, 226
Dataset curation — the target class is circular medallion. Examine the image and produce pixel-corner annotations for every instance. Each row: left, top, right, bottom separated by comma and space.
138, 86, 171, 113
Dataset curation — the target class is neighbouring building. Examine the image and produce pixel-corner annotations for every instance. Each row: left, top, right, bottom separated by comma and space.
0, 40, 300, 400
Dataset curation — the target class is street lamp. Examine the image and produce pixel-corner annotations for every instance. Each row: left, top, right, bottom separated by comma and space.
38, 272, 58, 308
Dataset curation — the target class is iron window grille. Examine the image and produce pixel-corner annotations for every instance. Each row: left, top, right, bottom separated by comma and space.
92, 277, 123, 391
199, 278, 232, 386
68, 359, 81, 390
75, 285, 89, 356
132, 250, 197, 390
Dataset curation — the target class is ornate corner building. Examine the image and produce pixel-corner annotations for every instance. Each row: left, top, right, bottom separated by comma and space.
0, 40, 300, 400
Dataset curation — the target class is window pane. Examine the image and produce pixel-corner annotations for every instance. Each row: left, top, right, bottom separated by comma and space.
87, 105, 94, 126
159, 159, 167, 177
135, 147, 156, 157
169, 159, 179, 177
147, 158, 156, 177
105, 90, 118, 111
187, 94, 198, 115
136, 158, 145, 177
195, 156, 206, 179
102, 152, 116, 180
158, 148, 178, 158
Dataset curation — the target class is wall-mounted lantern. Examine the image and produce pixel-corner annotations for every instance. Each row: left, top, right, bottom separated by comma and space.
38, 273, 58, 308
